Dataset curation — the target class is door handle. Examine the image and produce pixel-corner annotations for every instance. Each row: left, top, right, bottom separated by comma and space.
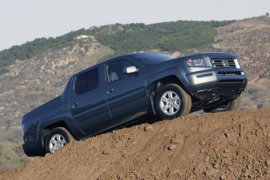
72, 102, 78, 109
107, 88, 114, 94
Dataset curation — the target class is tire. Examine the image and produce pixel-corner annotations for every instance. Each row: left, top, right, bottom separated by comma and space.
44, 127, 72, 154
154, 84, 191, 120
203, 96, 241, 113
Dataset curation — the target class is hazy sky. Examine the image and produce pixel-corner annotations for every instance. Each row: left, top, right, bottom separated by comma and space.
0, 0, 269, 50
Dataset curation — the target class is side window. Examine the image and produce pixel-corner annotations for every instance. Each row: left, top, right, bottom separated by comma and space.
74, 68, 98, 95
107, 60, 133, 82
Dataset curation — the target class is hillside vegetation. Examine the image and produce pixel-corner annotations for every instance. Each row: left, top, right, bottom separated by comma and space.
0, 20, 233, 74
92, 21, 233, 54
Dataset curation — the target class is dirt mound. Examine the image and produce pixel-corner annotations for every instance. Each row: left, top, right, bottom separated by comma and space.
1, 109, 270, 180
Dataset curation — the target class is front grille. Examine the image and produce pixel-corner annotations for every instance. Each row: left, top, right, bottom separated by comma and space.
212, 58, 236, 68
218, 71, 241, 75
219, 79, 245, 83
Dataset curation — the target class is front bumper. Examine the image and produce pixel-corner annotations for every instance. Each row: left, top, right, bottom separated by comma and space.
186, 68, 247, 102
22, 142, 45, 157
22, 129, 45, 157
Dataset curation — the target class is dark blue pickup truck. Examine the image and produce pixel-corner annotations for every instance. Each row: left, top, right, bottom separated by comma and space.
21, 52, 247, 156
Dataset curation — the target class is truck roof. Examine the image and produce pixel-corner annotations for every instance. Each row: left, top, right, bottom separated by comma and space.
74, 52, 175, 76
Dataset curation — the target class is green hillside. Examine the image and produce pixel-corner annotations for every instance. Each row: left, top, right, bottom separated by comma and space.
93, 20, 233, 54
0, 20, 233, 74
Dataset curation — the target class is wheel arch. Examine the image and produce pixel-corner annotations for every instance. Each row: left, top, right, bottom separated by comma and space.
148, 75, 191, 115
40, 120, 76, 147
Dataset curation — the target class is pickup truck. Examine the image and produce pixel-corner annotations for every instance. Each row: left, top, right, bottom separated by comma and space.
21, 52, 247, 156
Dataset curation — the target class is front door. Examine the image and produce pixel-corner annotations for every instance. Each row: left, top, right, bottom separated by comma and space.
71, 67, 111, 135
105, 59, 149, 125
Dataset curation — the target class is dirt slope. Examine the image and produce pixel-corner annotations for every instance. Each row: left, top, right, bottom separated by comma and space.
1, 109, 270, 180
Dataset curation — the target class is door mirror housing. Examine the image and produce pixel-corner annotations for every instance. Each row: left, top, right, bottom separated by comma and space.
124, 66, 139, 74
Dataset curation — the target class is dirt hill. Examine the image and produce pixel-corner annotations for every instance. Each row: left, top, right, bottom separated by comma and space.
1, 108, 269, 180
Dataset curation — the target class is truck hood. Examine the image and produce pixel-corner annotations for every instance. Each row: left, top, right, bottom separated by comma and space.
22, 96, 64, 124
189, 52, 237, 59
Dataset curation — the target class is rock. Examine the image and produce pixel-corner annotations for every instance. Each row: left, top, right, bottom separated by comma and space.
255, 129, 261, 136
205, 156, 210, 163
168, 144, 177, 150
266, 160, 270, 167
206, 168, 219, 176
239, 123, 245, 130
45, 153, 51, 157
144, 124, 153, 132
147, 157, 153, 162
213, 163, 219, 169
102, 149, 112, 155
243, 170, 251, 177
220, 174, 226, 180
224, 130, 230, 138
200, 149, 206, 153
116, 174, 123, 179
170, 135, 184, 146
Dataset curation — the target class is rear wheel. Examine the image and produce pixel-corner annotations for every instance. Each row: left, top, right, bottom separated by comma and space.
44, 127, 72, 154
203, 96, 241, 113
154, 84, 191, 119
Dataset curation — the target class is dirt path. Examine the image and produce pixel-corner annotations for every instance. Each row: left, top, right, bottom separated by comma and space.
1, 109, 270, 180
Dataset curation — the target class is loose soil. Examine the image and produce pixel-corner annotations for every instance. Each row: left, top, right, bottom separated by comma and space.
1, 109, 270, 180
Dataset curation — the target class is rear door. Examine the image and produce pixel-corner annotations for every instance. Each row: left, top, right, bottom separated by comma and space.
105, 59, 149, 125
71, 66, 111, 135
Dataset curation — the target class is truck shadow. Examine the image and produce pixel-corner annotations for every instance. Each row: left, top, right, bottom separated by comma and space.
97, 111, 203, 136
120, 114, 162, 128
98, 114, 162, 135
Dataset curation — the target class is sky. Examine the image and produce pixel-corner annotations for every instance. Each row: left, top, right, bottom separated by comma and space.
0, 0, 269, 50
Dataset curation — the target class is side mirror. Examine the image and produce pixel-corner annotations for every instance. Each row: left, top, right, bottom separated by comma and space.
124, 66, 139, 74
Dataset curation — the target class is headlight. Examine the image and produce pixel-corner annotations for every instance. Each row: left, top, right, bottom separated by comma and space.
234, 59, 241, 69
187, 58, 206, 67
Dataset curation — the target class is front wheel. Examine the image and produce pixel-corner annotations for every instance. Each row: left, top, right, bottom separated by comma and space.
44, 127, 72, 154
154, 84, 191, 120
